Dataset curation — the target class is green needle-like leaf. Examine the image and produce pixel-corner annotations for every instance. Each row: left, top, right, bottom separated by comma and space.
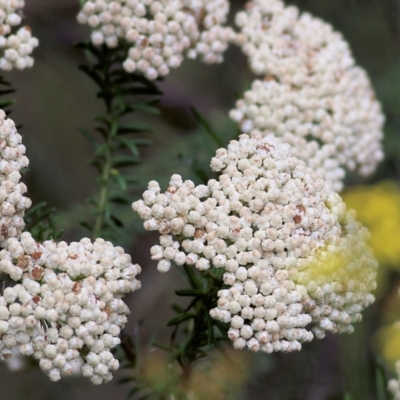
191, 106, 224, 147
167, 312, 196, 327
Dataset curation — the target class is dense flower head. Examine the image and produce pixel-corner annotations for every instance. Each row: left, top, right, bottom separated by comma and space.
132, 134, 377, 352
235, 0, 354, 85
230, 72, 384, 192
0, 232, 141, 384
0, 0, 38, 71
231, 0, 384, 190
77, 0, 234, 80
0, 110, 31, 244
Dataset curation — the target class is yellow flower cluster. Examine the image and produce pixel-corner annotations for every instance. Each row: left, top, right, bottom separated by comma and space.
342, 181, 400, 266
377, 324, 400, 367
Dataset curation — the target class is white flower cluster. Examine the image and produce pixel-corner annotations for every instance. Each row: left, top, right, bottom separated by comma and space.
389, 360, 400, 399
389, 362, 400, 399
77, 0, 234, 80
0, 110, 30, 245
231, 0, 384, 191
230, 74, 384, 192
132, 134, 377, 352
0, 232, 141, 384
234, 0, 354, 85
0, 0, 38, 71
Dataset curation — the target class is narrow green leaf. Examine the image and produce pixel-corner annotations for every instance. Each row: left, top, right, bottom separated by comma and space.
80, 221, 92, 231
75, 41, 102, 60
104, 203, 111, 221
109, 192, 130, 205
95, 115, 112, 126
88, 198, 99, 207
0, 89, 15, 95
118, 137, 139, 157
78, 65, 104, 88
0, 78, 11, 86
110, 214, 124, 227
78, 127, 98, 146
52, 229, 64, 241
112, 155, 141, 168
127, 103, 160, 115
94, 143, 108, 156
125, 386, 143, 400
132, 138, 151, 146
95, 176, 107, 185
110, 169, 127, 191
110, 120, 119, 137
24, 202, 47, 218
0, 99, 15, 108
214, 320, 229, 335
97, 91, 113, 104
152, 342, 171, 352
375, 358, 388, 400
119, 86, 161, 96
183, 264, 202, 289
191, 106, 223, 147
117, 123, 151, 135
175, 289, 204, 297
95, 126, 108, 138
89, 159, 103, 173
167, 312, 196, 327
193, 166, 209, 184
172, 304, 184, 313
34, 209, 53, 221
125, 176, 139, 184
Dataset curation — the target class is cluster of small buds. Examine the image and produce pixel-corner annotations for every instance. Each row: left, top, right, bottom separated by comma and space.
0, 110, 31, 245
229, 73, 384, 192
231, 0, 384, 191
77, 0, 235, 80
0, 232, 141, 384
234, 0, 353, 86
389, 361, 400, 400
133, 134, 377, 351
0, 0, 38, 71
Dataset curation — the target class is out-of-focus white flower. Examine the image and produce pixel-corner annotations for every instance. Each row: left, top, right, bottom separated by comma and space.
77, 0, 234, 80
0, 1, 38, 71
231, 0, 384, 191
0, 233, 141, 384
133, 134, 377, 352
389, 373, 400, 400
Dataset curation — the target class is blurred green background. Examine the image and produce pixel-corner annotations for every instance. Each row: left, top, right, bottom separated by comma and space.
0, 0, 399, 399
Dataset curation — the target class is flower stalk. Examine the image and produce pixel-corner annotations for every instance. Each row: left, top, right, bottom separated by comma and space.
77, 41, 161, 240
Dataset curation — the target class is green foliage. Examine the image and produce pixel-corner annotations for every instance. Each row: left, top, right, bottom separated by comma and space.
0, 74, 15, 116
167, 265, 228, 367
76, 40, 161, 241
375, 358, 390, 400
24, 201, 63, 242
179, 107, 238, 185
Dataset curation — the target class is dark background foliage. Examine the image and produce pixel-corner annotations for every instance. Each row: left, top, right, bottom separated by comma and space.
0, 0, 399, 399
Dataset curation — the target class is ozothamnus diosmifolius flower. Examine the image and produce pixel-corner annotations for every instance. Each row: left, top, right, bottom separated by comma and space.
77, 0, 235, 80
0, 0, 38, 71
0, 0, 386, 393
0, 110, 31, 244
230, 0, 384, 192
0, 232, 141, 384
132, 134, 378, 353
